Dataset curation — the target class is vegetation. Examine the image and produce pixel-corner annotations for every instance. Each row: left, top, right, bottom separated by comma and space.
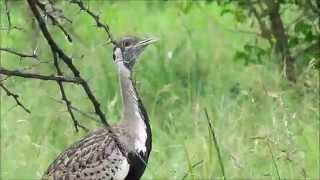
1, 0, 319, 179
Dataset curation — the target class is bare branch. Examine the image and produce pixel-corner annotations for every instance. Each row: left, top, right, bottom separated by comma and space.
4, 0, 11, 30
0, 26, 24, 31
17, 60, 51, 72
0, 75, 10, 83
2, 0, 23, 32
27, 0, 110, 128
0, 83, 30, 113
49, 96, 99, 122
0, 67, 83, 83
51, 47, 86, 132
26, 0, 129, 156
28, 0, 80, 75
70, 0, 116, 45
36, 1, 73, 42
0, 47, 38, 60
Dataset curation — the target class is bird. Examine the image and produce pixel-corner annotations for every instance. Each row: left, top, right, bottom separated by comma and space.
42, 36, 157, 180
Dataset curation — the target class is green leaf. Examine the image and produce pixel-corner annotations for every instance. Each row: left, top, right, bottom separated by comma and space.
289, 36, 300, 48
294, 21, 312, 34
304, 31, 315, 42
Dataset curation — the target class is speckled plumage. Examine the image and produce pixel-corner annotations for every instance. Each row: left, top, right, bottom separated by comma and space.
43, 128, 130, 180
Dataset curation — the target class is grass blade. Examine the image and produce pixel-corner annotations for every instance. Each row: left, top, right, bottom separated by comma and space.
182, 160, 204, 180
204, 108, 226, 180
267, 141, 281, 180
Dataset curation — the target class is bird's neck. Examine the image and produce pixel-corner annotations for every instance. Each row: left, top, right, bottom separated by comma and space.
114, 50, 139, 120
117, 63, 151, 155
118, 64, 138, 122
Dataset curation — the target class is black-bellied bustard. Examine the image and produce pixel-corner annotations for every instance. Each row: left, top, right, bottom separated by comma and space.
43, 36, 157, 180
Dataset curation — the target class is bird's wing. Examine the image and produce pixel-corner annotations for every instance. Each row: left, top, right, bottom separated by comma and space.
43, 128, 130, 180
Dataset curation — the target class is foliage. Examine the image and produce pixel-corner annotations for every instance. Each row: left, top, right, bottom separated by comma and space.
1, 1, 319, 179
215, 0, 320, 80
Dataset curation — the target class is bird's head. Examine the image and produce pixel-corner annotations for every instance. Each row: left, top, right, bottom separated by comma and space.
113, 36, 157, 71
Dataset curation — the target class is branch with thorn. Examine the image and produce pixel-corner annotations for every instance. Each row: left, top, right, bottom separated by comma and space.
0, 67, 83, 83
1, 0, 111, 131
51, 47, 87, 132
0, 47, 38, 61
49, 96, 99, 122
2, 0, 23, 32
27, 0, 128, 155
0, 0, 126, 155
70, 0, 116, 45
27, 0, 111, 129
4, 0, 11, 30
0, 83, 30, 113
36, 0, 73, 42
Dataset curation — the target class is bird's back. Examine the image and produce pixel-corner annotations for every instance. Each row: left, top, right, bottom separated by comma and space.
43, 128, 129, 180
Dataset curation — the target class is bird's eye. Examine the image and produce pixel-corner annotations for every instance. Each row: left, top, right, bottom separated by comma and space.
123, 41, 131, 47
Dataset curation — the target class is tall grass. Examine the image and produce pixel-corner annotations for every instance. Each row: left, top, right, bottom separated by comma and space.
205, 109, 226, 179
1, 1, 319, 179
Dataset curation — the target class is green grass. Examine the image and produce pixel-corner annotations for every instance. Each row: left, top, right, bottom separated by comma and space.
1, 1, 319, 179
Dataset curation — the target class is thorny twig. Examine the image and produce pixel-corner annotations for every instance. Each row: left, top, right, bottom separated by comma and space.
27, 0, 110, 128
0, 83, 30, 113
0, 75, 10, 83
36, 0, 73, 42
27, 0, 129, 156
70, 0, 117, 45
0, 67, 83, 83
49, 96, 99, 122
51, 48, 87, 132
0, 0, 110, 129
0, 26, 24, 31
0, 47, 38, 61
2, 0, 23, 32
0, 0, 126, 158
17, 60, 51, 72
4, 0, 11, 30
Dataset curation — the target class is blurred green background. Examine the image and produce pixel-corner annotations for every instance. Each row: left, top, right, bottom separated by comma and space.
1, 0, 319, 179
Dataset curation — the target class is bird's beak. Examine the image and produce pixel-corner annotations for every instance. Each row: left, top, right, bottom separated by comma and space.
135, 37, 158, 49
